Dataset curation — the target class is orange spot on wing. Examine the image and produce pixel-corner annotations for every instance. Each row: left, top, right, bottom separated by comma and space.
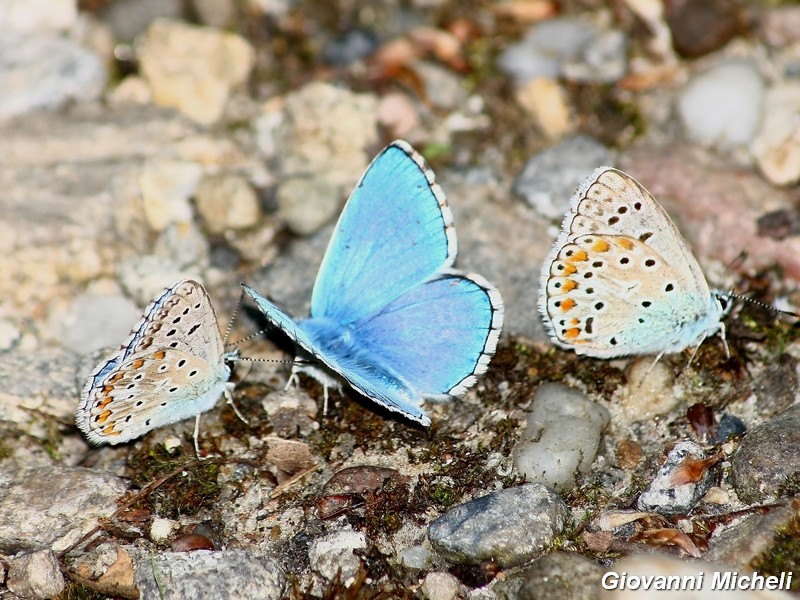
570, 318, 579, 325
561, 279, 577, 292
564, 327, 581, 339
102, 385, 114, 395
592, 239, 610, 252
617, 238, 634, 250
98, 396, 113, 410
562, 263, 577, 276
110, 373, 124, 383
132, 359, 145, 369
97, 409, 112, 423
568, 249, 588, 262
153, 350, 167, 360
561, 298, 576, 312
102, 424, 120, 436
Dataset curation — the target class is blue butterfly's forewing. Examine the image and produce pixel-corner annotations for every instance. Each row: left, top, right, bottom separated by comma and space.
310, 141, 456, 324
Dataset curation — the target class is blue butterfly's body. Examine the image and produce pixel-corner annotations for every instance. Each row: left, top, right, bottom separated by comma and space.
244, 141, 503, 425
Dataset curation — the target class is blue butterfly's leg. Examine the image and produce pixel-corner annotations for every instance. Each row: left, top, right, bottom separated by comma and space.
285, 367, 300, 391
322, 383, 329, 416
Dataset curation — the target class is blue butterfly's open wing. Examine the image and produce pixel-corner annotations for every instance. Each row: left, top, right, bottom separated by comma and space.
353, 270, 503, 398
310, 141, 456, 324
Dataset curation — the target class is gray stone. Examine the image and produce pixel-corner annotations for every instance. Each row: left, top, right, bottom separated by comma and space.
6, 549, 66, 600
0, 466, 128, 554
427, 483, 569, 567
98, 0, 182, 43
0, 34, 106, 122
0, 345, 82, 427
513, 383, 609, 491
133, 550, 285, 600
307, 528, 366, 583
514, 135, 615, 219
498, 18, 626, 85
496, 551, 603, 600
705, 503, 799, 568
678, 60, 764, 147
276, 176, 340, 236
50, 291, 140, 356
637, 441, 716, 515
731, 405, 800, 504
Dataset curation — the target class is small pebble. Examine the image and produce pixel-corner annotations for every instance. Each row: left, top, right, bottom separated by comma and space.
323, 29, 379, 67
307, 528, 367, 584
398, 545, 432, 570
137, 19, 255, 124
139, 158, 202, 232
498, 17, 626, 85
427, 483, 569, 567
421, 572, 461, 600
512, 382, 609, 491
666, 0, 747, 59
6, 549, 66, 599
515, 77, 573, 140
637, 441, 719, 515
195, 174, 261, 234
149, 517, 178, 543
514, 135, 615, 219
730, 405, 800, 503
752, 83, 800, 186
276, 176, 340, 236
614, 358, 678, 425
677, 60, 764, 147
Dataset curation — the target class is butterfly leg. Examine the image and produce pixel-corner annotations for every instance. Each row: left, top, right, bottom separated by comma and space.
285, 366, 300, 391
645, 351, 666, 375
225, 384, 249, 426
322, 383, 329, 416
193, 414, 203, 458
717, 321, 730, 359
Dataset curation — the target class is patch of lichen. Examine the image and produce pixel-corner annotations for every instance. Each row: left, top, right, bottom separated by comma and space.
751, 513, 800, 591
125, 446, 222, 519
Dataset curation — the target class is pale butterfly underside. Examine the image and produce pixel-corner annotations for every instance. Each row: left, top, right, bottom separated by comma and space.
76, 279, 238, 447
243, 140, 504, 426
539, 167, 730, 359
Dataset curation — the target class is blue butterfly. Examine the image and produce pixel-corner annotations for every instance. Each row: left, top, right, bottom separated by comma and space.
243, 140, 504, 425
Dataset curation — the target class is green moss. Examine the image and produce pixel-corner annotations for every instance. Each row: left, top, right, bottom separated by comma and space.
751, 514, 800, 591
124, 446, 222, 519
57, 582, 107, 600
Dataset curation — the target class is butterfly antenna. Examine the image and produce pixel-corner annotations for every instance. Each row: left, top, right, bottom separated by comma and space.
236, 356, 296, 364
724, 291, 800, 319
222, 288, 245, 346
226, 327, 272, 348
